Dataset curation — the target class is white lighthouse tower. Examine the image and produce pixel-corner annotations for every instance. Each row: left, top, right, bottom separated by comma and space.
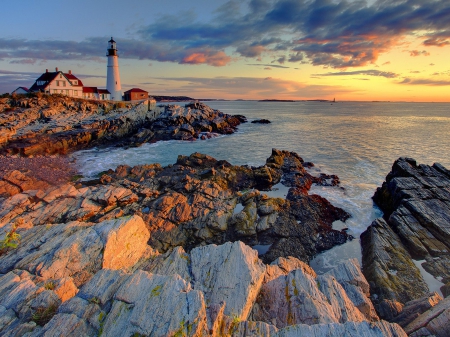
106, 37, 122, 101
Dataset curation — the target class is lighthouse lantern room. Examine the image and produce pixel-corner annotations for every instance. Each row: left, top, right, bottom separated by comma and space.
106, 37, 122, 101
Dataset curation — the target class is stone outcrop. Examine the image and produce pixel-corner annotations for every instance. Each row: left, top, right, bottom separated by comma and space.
0, 149, 350, 265
361, 157, 450, 329
0, 232, 405, 336
0, 149, 416, 336
0, 95, 245, 156
273, 321, 407, 337
404, 295, 450, 337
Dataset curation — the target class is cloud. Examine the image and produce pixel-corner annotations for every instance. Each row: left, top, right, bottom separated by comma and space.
2, 0, 450, 68
382, 61, 391, 65
423, 31, 450, 47
410, 70, 420, 73
236, 45, 266, 57
247, 63, 290, 68
275, 56, 286, 64
264, 67, 272, 70
409, 50, 430, 57
313, 69, 398, 78
400, 78, 450, 86
10, 58, 39, 65
181, 50, 232, 66
288, 52, 304, 62
152, 75, 357, 99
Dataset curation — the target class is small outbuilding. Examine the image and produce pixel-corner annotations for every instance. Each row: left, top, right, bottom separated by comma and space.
124, 88, 148, 101
83, 87, 111, 100
11, 87, 30, 95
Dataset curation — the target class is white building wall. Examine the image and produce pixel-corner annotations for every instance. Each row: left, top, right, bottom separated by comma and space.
106, 55, 122, 101
46, 73, 83, 98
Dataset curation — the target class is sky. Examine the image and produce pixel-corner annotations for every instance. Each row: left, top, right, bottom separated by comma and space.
1, 0, 450, 101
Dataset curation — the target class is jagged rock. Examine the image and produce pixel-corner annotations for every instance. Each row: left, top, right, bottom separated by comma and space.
251, 255, 369, 328
0, 150, 350, 266
361, 218, 429, 320
405, 295, 450, 337
28, 313, 96, 337
363, 158, 450, 322
95, 215, 150, 270
1, 96, 244, 156
392, 292, 442, 327
139, 246, 191, 283
251, 119, 271, 124
325, 259, 378, 321
191, 241, 266, 321
273, 321, 407, 337
103, 271, 208, 337
0, 216, 150, 286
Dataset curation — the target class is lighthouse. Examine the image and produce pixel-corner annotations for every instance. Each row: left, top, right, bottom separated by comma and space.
106, 37, 122, 101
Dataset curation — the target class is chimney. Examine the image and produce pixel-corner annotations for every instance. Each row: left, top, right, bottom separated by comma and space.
46, 69, 48, 73
55, 67, 58, 72
68, 70, 72, 75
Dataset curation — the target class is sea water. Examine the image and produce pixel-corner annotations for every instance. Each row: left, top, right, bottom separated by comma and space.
72, 101, 450, 285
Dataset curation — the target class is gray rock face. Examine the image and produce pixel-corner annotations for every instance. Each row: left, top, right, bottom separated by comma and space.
361, 218, 429, 320
0, 237, 407, 336
363, 158, 450, 326
405, 295, 450, 337
191, 241, 266, 321
251, 257, 369, 328
274, 321, 407, 337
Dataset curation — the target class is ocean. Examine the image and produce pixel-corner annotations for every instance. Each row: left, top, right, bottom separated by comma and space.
72, 101, 450, 290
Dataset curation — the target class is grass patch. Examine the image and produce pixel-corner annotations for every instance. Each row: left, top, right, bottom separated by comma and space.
0, 222, 21, 255
32, 304, 58, 326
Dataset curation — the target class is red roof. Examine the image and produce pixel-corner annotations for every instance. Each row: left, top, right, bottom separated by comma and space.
124, 88, 148, 94
83, 87, 97, 93
83, 87, 110, 94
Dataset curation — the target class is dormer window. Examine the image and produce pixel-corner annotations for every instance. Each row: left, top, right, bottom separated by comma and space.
72, 80, 78, 85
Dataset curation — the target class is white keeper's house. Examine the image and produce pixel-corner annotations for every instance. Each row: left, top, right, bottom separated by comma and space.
28, 68, 111, 100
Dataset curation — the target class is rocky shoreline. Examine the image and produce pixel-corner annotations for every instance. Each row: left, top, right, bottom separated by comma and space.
0, 146, 400, 337
1, 95, 450, 336
0, 95, 245, 156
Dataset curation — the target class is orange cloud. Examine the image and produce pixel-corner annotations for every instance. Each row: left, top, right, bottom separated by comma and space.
181, 50, 231, 66
409, 50, 430, 57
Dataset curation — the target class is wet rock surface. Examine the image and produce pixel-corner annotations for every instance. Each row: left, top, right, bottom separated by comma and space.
0, 95, 245, 156
361, 157, 450, 333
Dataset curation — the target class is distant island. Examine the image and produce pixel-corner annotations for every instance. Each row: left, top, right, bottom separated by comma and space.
153, 95, 195, 102
258, 99, 295, 102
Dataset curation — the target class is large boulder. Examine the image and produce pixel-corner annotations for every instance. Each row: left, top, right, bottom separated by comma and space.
363, 158, 450, 322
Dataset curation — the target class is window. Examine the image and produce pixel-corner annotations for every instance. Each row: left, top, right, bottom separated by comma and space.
74, 90, 78, 96
62, 81, 66, 87
56, 81, 60, 86
66, 90, 69, 95
59, 73, 62, 78
72, 80, 78, 85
